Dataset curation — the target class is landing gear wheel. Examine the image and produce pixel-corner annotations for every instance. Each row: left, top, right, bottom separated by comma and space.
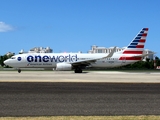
79, 69, 82, 73
74, 69, 82, 73
74, 69, 77, 73
18, 69, 21, 73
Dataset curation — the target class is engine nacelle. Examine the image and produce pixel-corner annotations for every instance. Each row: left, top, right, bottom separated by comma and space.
56, 63, 72, 71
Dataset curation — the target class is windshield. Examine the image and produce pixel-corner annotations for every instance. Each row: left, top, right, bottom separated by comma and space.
11, 56, 16, 59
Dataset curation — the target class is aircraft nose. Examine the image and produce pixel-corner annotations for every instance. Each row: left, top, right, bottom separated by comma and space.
4, 59, 9, 65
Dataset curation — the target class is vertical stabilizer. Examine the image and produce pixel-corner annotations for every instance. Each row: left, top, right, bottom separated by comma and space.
123, 28, 148, 54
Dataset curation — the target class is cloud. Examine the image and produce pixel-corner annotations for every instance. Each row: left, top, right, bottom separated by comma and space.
0, 22, 14, 32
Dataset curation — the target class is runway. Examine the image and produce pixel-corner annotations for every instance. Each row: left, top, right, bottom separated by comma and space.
0, 71, 160, 83
0, 71, 160, 116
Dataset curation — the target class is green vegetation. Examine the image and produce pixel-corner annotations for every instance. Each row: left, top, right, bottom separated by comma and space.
0, 54, 13, 68
121, 57, 160, 69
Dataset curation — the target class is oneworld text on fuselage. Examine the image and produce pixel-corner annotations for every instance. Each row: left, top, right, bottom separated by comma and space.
27, 54, 78, 63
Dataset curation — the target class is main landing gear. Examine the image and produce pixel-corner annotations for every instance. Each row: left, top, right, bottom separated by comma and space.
74, 68, 82, 73
18, 69, 21, 73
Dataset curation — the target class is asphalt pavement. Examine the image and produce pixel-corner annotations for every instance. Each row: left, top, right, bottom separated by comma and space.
0, 82, 160, 116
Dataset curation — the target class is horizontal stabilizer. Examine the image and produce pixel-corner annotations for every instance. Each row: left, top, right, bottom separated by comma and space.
133, 52, 155, 58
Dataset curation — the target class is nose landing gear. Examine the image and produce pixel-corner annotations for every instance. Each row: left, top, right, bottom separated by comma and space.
18, 69, 21, 73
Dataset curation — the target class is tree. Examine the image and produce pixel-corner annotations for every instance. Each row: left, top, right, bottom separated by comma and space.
121, 58, 155, 69
0, 55, 5, 67
0, 54, 14, 68
155, 56, 160, 66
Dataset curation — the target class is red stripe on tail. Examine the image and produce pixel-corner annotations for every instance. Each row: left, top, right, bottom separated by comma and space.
123, 51, 143, 54
119, 57, 142, 60
142, 33, 147, 37
136, 45, 144, 48
139, 39, 146, 42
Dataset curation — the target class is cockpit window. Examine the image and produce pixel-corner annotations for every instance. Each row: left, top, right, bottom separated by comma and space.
11, 56, 16, 59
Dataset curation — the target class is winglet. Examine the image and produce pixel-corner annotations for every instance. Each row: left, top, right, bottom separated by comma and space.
103, 46, 116, 58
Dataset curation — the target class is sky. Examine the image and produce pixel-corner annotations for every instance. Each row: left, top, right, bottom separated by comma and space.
0, 0, 160, 57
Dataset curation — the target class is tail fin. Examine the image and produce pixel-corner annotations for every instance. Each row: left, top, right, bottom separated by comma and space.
122, 28, 148, 54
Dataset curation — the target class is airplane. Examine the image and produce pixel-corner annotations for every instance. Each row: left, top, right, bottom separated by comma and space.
4, 28, 149, 73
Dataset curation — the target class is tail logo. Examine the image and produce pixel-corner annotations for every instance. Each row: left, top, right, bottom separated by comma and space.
123, 28, 148, 54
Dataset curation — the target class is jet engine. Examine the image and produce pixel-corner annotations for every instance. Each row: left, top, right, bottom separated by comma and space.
56, 63, 72, 71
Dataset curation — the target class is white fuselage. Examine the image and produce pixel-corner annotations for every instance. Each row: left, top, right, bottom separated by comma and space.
4, 53, 139, 69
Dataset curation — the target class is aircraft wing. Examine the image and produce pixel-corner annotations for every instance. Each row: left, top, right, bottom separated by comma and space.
70, 47, 116, 66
